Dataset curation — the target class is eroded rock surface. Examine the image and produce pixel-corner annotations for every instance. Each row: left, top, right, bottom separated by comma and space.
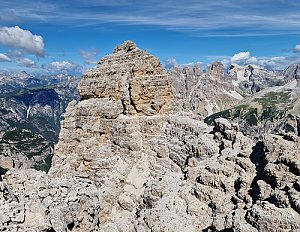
0, 41, 299, 232
78, 41, 171, 116
284, 63, 300, 81
170, 62, 242, 117
229, 64, 285, 94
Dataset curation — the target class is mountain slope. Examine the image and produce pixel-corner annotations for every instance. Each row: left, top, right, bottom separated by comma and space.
228, 64, 285, 94
170, 62, 244, 116
205, 78, 300, 137
0, 73, 80, 172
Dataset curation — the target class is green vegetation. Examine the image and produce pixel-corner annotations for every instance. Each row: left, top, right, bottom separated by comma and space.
0, 108, 10, 115
0, 166, 8, 176
0, 128, 54, 172
205, 90, 297, 135
284, 123, 296, 133
33, 154, 53, 173
240, 106, 258, 126
205, 104, 258, 126
204, 109, 231, 125
0, 143, 3, 153
255, 91, 290, 108
2, 129, 52, 159
255, 91, 292, 123
4, 85, 56, 99
3, 129, 32, 140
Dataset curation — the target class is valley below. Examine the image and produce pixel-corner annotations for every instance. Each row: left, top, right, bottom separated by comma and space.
0, 72, 80, 173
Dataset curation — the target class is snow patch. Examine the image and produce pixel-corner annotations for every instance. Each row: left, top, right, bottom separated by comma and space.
223, 89, 244, 100
282, 79, 297, 90
232, 80, 239, 87
26, 106, 31, 119
205, 99, 214, 116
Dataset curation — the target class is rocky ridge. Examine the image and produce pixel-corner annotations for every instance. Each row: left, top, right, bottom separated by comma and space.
228, 64, 285, 94
284, 63, 300, 81
0, 41, 299, 232
170, 62, 243, 117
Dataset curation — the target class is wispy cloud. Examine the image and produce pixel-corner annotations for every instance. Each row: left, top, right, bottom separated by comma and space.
80, 48, 99, 65
16, 57, 36, 67
0, 53, 11, 62
1, 0, 300, 36
42, 61, 83, 74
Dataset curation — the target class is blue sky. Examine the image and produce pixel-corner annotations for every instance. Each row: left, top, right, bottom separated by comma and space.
0, 0, 300, 74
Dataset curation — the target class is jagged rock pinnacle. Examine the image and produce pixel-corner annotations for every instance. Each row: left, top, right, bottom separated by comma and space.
78, 40, 171, 115
208, 61, 225, 79
113, 40, 137, 53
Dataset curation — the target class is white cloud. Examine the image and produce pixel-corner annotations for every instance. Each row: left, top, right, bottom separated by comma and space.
0, 53, 11, 62
44, 61, 83, 74
0, 26, 44, 57
0, 10, 18, 23
16, 57, 36, 67
253, 56, 294, 70
80, 48, 99, 64
293, 44, 300, 53
247, 56, 258, 63
228, 51, 300, 70
164, 57, 178, 70
231, 52, 251, 63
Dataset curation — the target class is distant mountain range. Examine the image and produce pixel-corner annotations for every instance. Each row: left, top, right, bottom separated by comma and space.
0, 71, 80, 173
205, 63, 300, 137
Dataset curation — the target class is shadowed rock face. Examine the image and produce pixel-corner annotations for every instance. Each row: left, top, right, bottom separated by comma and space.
208, 61, 225, 80
284, 63, 300, 80
284, 63, 300, 89
1, 41, 299, 232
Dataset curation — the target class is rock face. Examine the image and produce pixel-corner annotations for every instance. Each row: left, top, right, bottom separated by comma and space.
229, 64, 285, 94
78, 41, 171, 116
170, 62, 242, 117
0, 41, 299, 232
208, 61, 226, 80
284, 63, 300, 80
284, 63, 300, 89
205, 76, 300, 137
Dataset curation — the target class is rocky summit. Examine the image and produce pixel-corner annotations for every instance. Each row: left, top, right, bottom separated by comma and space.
0, 41, 300, 232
